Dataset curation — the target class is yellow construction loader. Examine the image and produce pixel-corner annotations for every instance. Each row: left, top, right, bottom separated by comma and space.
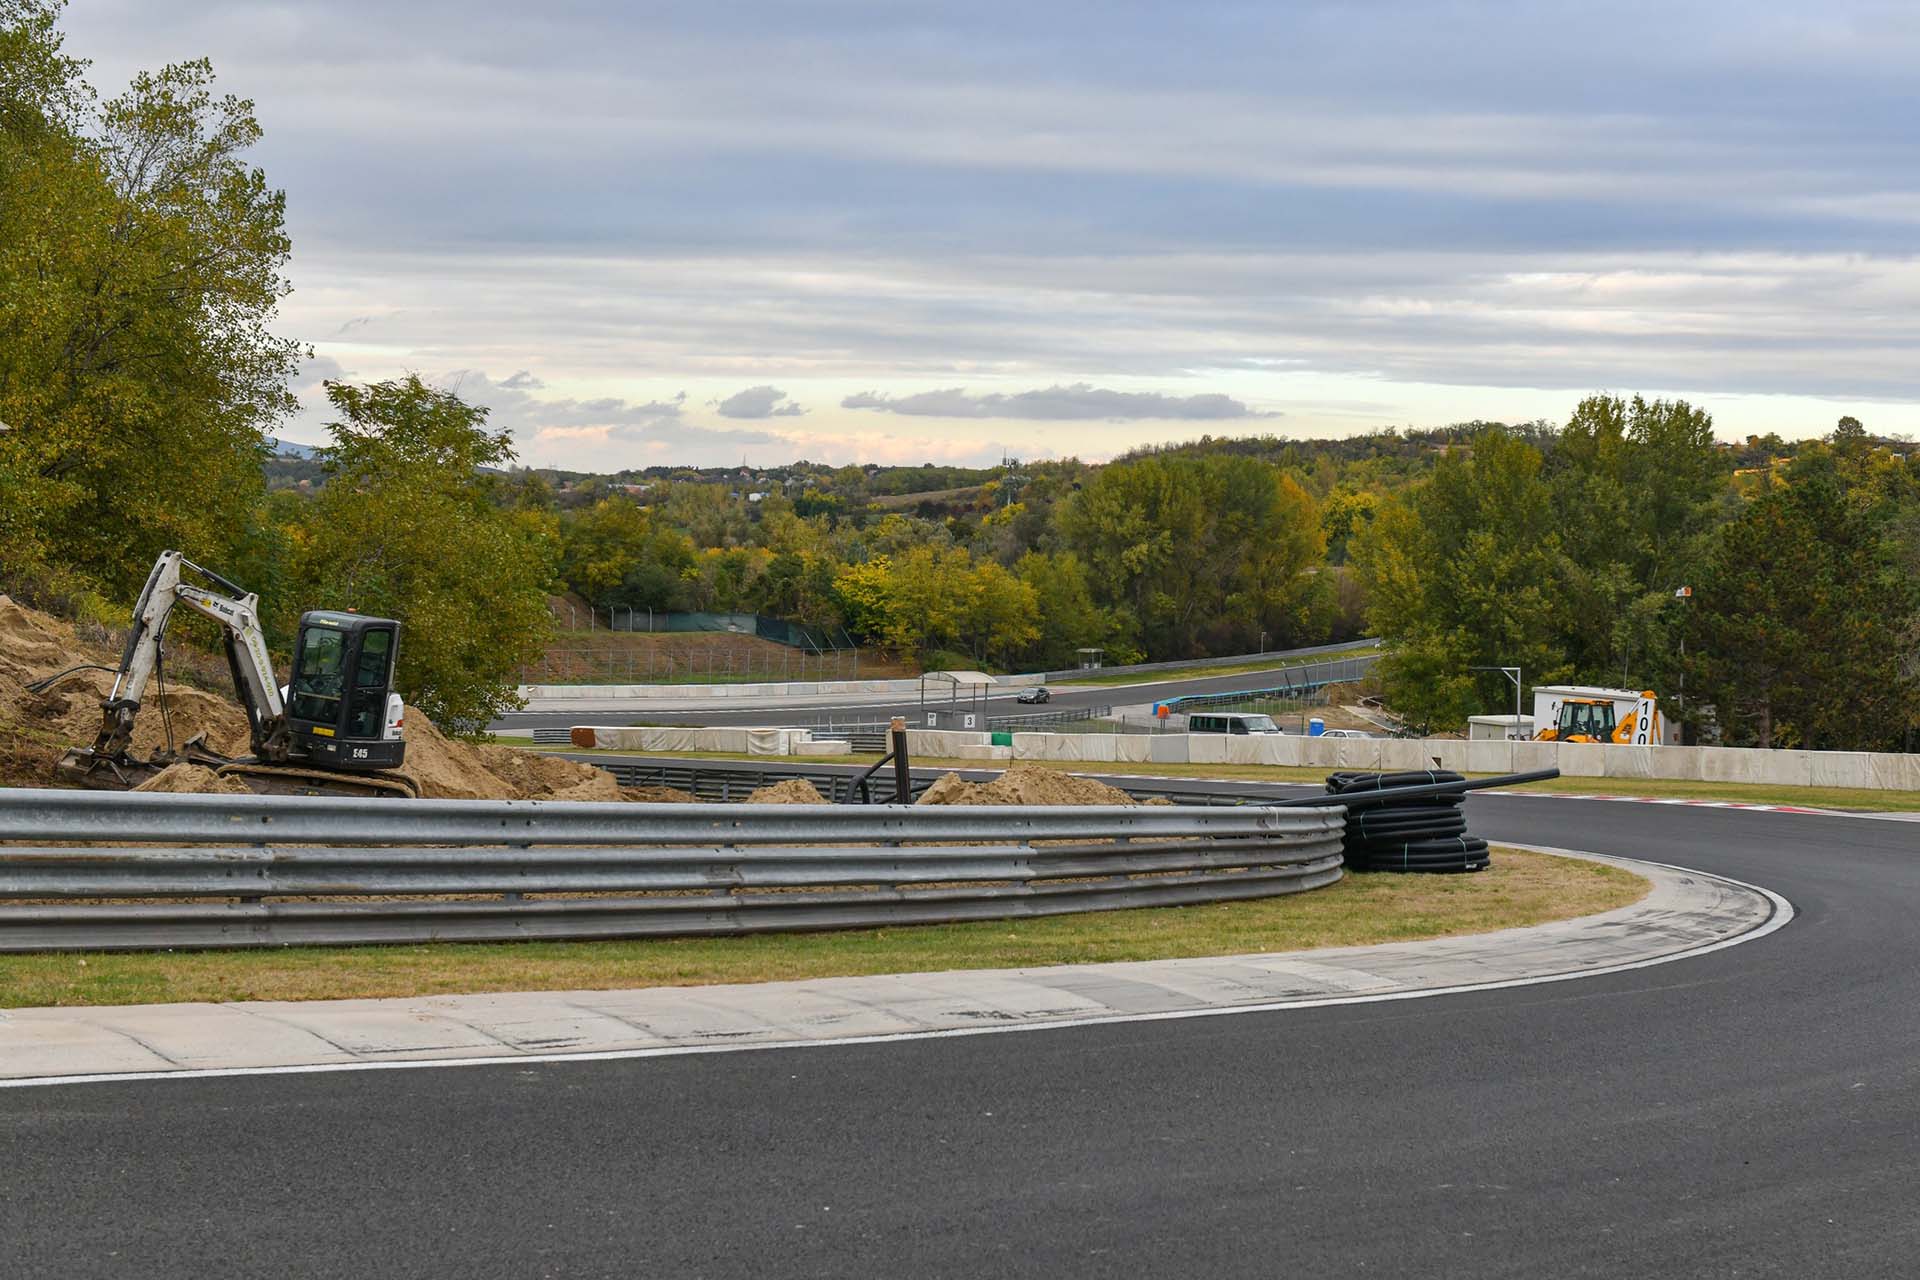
1532, 687, 1665, 745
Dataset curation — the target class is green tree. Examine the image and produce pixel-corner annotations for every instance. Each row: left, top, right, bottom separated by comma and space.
0, 10, 300, 596
1689, 452, 1916, 749
290, 377, 556, 731
1013, 550, 1107, 668
1061, 453, 1324, 657
1350, 428, 1567, 729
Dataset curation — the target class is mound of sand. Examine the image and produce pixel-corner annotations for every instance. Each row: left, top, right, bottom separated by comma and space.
915, 764, 1138, 807
132, 763, 251, 795
745, 778, 828, 804
622, 785, 699, 803
1, 595, 253, 786
0, 593, 628, 802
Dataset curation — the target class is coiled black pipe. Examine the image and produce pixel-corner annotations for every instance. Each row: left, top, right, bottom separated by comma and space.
1326, 770, 1490, 873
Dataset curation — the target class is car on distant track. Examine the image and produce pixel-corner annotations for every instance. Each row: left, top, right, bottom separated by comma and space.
1015, 686, 1051, 704
1318, 728, 1376, 739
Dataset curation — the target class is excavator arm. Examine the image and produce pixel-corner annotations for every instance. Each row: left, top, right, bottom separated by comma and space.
65, 550, 291, 780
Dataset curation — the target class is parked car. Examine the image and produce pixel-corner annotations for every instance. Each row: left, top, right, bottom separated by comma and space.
1318, 728, 1376, 739
1016, 686, 1051, 704
1187, 712, 1284, 735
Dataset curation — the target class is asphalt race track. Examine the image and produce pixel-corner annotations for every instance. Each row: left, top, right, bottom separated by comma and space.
489, 661, 1365, 732
5, 793, 1918, 1278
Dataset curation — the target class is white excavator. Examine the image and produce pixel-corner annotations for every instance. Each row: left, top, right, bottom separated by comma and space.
39, 550, 417, 797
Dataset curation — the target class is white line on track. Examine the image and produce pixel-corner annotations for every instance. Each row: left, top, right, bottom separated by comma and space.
0, 849, 1792, 1091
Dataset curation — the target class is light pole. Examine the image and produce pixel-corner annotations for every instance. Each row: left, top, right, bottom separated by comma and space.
1471, 665, 1523, 739
1259, 630, 1268, 655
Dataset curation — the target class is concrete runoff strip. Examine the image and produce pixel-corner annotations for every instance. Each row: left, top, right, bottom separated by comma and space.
0, 846, 1785, 1088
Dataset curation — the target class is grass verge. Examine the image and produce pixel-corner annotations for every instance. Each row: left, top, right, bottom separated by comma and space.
0, 849, 1640, 1008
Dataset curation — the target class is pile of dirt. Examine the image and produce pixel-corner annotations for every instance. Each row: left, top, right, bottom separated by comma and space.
1, 595, 253, 787
132, 763, 251, 795
622, 785, 699, 803
745, 778, 828, 804
915, 764, 1138, 807
0, 593, 628, 802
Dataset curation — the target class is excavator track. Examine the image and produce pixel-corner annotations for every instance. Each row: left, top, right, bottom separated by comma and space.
212, 762, 420, 800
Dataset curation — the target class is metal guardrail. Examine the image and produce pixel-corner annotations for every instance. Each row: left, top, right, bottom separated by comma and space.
531, 727, 573, 744
1039, 638, 1381, 682
1159, 655, 1381, 713
985, 705, 1117, 732
0, 788, 1347, 952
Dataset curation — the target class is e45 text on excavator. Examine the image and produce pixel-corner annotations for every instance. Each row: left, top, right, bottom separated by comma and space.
32, 550, 418, 797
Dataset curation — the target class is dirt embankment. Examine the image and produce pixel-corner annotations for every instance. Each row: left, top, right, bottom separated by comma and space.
916, 764, 1138, 806
0, 593, 621, 802
745, 778, 828, 804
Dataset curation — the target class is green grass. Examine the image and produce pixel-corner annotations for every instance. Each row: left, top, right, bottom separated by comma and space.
0, 849, 1642, 1008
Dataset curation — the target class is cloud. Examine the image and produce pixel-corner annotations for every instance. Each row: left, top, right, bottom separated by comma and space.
64, 0, 1920, 456
431, 372, 776, 462
715, 385, 806, 418
841, 384, 1277, 421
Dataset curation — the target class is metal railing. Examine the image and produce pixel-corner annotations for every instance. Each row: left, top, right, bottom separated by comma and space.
1040, 638, 1381, 682
0, 788, 1347, 952
1159, 655, 1381, 713
986, 705, 1119, 732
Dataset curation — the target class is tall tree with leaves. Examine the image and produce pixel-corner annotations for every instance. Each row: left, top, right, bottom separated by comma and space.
0, 3, 300, 596
290, 377, 556, 731
1351, 428, 1568, 729
1689, 450, 1917, 749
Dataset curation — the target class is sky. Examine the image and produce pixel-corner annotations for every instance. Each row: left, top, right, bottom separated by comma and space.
57, 0, 1920, 469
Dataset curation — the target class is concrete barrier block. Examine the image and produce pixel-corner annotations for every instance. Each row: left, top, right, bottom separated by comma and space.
1300, 737, 1341, 769
1148, 736, 1191, 764
1510, 741, 1557, 773
1010, 733, 1053, 760
1809, 752, 1874, 789
1601, 745, 1657, 779
907, 731, 990, 758
1757, 751, 1814, 787
952, 744, 1014, 761
1866, 752, 1920, 791
1649, 746, 1704, 781
1555, 742, 1609, 779
1699, 746, 1758, 783
1111, 735, 1153, 763
792, 740, 854, 757
1467, 741, 1515, 775
1189, 735, 1228, 764
1376, 739, 1426, 772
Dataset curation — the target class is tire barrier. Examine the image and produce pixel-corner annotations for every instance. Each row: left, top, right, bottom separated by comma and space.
1324, 770, 1490, 872
0, 787, 1348, 953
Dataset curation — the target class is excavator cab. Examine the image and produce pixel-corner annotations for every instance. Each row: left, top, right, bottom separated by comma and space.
286, 612, 406, 771
1554, 698, 1617, 743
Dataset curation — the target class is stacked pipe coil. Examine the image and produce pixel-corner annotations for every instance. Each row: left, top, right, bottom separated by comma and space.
1325, 770, 1491, 873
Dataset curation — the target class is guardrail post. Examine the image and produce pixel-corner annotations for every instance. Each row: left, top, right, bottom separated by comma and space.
891, 717, 911, 804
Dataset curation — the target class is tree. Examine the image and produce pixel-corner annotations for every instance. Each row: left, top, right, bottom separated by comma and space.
1689, 452, 1916, 749
289, 377, 556, 731
1350, 428, 1567, 729
0, 16, 300, 596
1013, 550, 1107, 668
1061, 453, 1324, 657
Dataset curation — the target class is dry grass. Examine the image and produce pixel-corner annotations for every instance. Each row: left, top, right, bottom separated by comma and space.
0, 848, 1644, 1008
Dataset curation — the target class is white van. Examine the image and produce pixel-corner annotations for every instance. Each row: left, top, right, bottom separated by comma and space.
1187, 712, 1285, 736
